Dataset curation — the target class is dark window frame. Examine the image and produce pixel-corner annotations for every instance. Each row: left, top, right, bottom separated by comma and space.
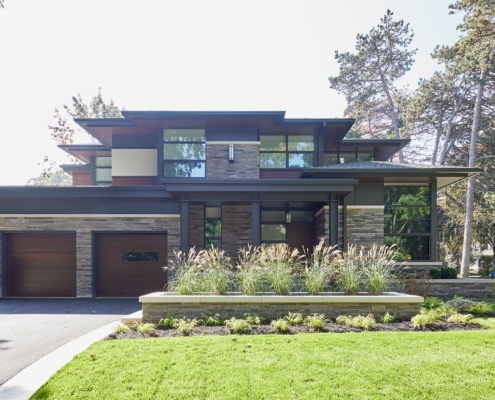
93, 156, 112, 185
322, 150, 375, 165
384, 184, 432, 261
205, 206, 222, 249
260, 135, 315, 169
162, 129, 206, 178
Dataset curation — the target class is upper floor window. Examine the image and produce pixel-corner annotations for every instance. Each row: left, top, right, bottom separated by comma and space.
94, 156, 112, 185
323, 150, 374, 165
163, 129, 206, 178
260, 135, 314, 169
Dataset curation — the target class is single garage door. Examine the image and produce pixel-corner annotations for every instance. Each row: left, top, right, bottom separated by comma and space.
8, 233, 76, 297
97, 233, 167, 297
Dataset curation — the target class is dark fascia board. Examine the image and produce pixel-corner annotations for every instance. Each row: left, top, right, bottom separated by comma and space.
0, 186, 173, 199
58, 144, 111, 163
162, 178, 358, 193
337, 139, 411, 160
60, 164, 91, 172
74, 118, 137, 146
300, 167, 482, 188
120, 110, 287, 121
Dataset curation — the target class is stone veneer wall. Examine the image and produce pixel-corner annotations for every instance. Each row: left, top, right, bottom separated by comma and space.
222, 204, 252, 257
142, 300, 420, 323
188, 204, 205, 250
206, 143, 260, 179
393, 279, 495, 298
0, 215, 180, 298
346, 206, 384, 249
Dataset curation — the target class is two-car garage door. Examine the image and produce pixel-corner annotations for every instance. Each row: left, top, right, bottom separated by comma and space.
7, 232, 167, 298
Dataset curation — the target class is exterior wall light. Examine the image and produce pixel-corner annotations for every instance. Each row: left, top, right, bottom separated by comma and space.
286, 211, 292, 224
228, 144, 235, 163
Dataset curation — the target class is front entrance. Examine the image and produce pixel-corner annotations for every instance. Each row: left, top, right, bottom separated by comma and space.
287, 222, 314, 255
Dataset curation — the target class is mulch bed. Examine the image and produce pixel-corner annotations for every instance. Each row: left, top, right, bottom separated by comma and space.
106, 320, 485, 340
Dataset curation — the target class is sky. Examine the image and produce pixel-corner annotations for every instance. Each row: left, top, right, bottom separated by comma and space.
0, 0, 463, 185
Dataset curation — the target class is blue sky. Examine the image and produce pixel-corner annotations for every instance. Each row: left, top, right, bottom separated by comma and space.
0, 0, 463, 184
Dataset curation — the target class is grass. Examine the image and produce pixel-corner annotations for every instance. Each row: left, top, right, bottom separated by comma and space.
32, 330, 495, 399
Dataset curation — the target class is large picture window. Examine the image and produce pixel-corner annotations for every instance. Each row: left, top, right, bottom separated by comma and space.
260, 135, 314, 169
163, 129, 206, 178
384, 185, 431, 260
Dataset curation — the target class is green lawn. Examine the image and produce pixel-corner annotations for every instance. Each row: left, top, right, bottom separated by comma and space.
33, 329, 495, 400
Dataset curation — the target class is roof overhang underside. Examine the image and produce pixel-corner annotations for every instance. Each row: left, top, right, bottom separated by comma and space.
162, 178, 357, 201
301, 164, 482, 189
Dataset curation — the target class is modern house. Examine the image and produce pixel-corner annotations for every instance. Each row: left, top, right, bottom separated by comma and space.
0, 111, 480, 298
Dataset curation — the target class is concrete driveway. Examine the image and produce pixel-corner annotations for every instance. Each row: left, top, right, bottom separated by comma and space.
0, 298, 141, 386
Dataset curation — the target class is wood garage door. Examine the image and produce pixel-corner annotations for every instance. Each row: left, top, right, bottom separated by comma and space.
97, 233, 167, 297
8, 233, 76, 297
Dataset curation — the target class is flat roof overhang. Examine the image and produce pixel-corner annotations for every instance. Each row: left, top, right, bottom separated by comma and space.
301, 166, 482, 189
58, 144, 111, 163
0, 186, 174, 199
60, 163, 91, 176
162, 179, 357, 200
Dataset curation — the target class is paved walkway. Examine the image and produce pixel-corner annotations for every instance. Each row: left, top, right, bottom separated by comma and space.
0, 298, 141, 399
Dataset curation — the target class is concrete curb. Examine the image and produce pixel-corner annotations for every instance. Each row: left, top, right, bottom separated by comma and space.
0, 319, 118, 400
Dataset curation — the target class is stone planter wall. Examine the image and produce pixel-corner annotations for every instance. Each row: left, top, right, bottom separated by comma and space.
140, 292, 423, 323
427, 279, 495, 298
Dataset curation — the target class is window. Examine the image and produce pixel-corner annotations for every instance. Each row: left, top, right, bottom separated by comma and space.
121, 252, 159, 262
323, 151, 374, 165
95, 156, 112, 185
205, 206, 221, 249
260, 135, 314, 169
163, 129, 206, 178
384, 185, 431, 260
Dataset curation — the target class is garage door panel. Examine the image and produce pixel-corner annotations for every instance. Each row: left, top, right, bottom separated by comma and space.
97, 233, 167, 297
8, 233, 76, 297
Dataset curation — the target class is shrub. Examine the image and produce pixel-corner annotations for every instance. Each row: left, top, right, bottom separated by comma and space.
422, 296, 445, 309
336, 314, 376, 330
114, 322, 131, 333
261, 244, 301, 295
361, 244, 397, 295
201, 314, 224, 326
336, 245, 362, 295
397, 270, 431, 296
225, 318, 252, 334
429, 269, 441, 279
244, 313, 265, 325
271, 318, 290, 333
303, 239, 339, 295
285, 312, 304, 325
304, 314, 326, 332
166, 248, 205, 294
161, 315, 180, 329
441, 267, 458, 279
469, 302, 495, 316
201, 247, 233, 295
447, 313, 473, 324
410, 309, 441, 329
177, 319, 199, 336
236, 245, 266, 295
379, 312, 395, 323
136, 323, 156, 333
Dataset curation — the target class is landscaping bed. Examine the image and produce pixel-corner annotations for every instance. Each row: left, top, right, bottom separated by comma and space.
107, 319, 484, 340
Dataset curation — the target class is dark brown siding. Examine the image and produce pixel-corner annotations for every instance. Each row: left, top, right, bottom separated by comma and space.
8, 233, 76, 297
97, 233, 167, 297
288, 223, 314, 255
72, 172, 91, 186
112, 176, 161, 186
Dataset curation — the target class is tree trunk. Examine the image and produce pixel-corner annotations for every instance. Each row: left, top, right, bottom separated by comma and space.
379, 72, 404, 162
460, 69, 486, 278
439, 96, 463, 165
431, 124, 443, 165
